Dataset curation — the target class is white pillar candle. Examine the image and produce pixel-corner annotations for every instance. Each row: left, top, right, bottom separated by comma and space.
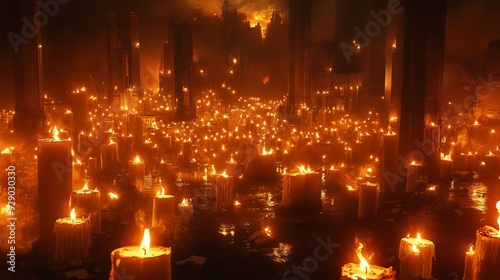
358, 182, 379, 220
398, 233, 435, 279
110, 229, 171, 280
53, 209, 91, 263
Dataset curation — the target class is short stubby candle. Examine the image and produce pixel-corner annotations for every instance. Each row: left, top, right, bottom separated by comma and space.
53, 209, 91, 263
341, 243, 396, 280
110, 229, 171, 280
71, 182, 101, 234
398, 233, 435, 279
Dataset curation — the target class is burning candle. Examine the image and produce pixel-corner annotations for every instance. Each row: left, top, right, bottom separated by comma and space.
178, 198, 194, 224
398, 233, 435, 279
129, 155, 145, 192
53, 209, 91, 263
71, 181, 101, 234
440, 152, 453, 180
215, 170, 234, 210
405, 161, 421, 193
233, 200, 242, 214
465, 152, 476, 172
358, 182, 379, 220
152, 187, 175, 227
341, 243, 396, 280
72, 159, 86, 190
325, 166, 344, 190
110, 229, 171, 280
473, 201, 500, 280
101, 138, 119, 171
38, 127, 73, 254
463, 245, 474, 280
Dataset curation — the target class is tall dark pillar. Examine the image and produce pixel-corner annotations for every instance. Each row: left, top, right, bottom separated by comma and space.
288, 0, 311, 116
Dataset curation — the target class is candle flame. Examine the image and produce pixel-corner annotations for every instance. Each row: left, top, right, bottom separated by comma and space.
108, 192, 119, 200
234, 200, 241, 206
157, 187, 165, 197
181, 198, 190, 206
263, 226, 272, 237
53, 126, 60, 141
412, 243, 420, 254
82, 181, 88, 191
468, 245, 474, 254
140, 228, 150, 256
356, 243, 370, 274
417, 232, 422, 244
134, 155, 141, 164
70, 208, 76, 223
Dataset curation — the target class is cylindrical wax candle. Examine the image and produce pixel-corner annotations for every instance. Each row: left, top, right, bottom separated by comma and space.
38, 128, 73, 254
473, 226, 500, 280
109, 229, 171, 280
358, 182, 379, 220
398, 234, 435, 279
53, 209, 91, 263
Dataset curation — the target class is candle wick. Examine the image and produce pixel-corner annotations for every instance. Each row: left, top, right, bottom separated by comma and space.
142, 248, 146, 256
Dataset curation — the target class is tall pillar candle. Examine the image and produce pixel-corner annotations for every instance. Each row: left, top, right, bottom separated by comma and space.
38, 128, 73, 255
72, 159, 86, 190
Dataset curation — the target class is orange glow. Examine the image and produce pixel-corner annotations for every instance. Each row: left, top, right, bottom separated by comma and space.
134, 155, 141, 164
70, 208, 76, 223
108, 192, 119, 200
496, 200, 500, 231
356, 243, 370, 274
180, 198, 190, 206
52, 127, 60, 141
140, 228, 150, 256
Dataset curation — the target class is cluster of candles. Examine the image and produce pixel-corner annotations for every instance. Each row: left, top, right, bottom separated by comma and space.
5, 87, 500, 280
